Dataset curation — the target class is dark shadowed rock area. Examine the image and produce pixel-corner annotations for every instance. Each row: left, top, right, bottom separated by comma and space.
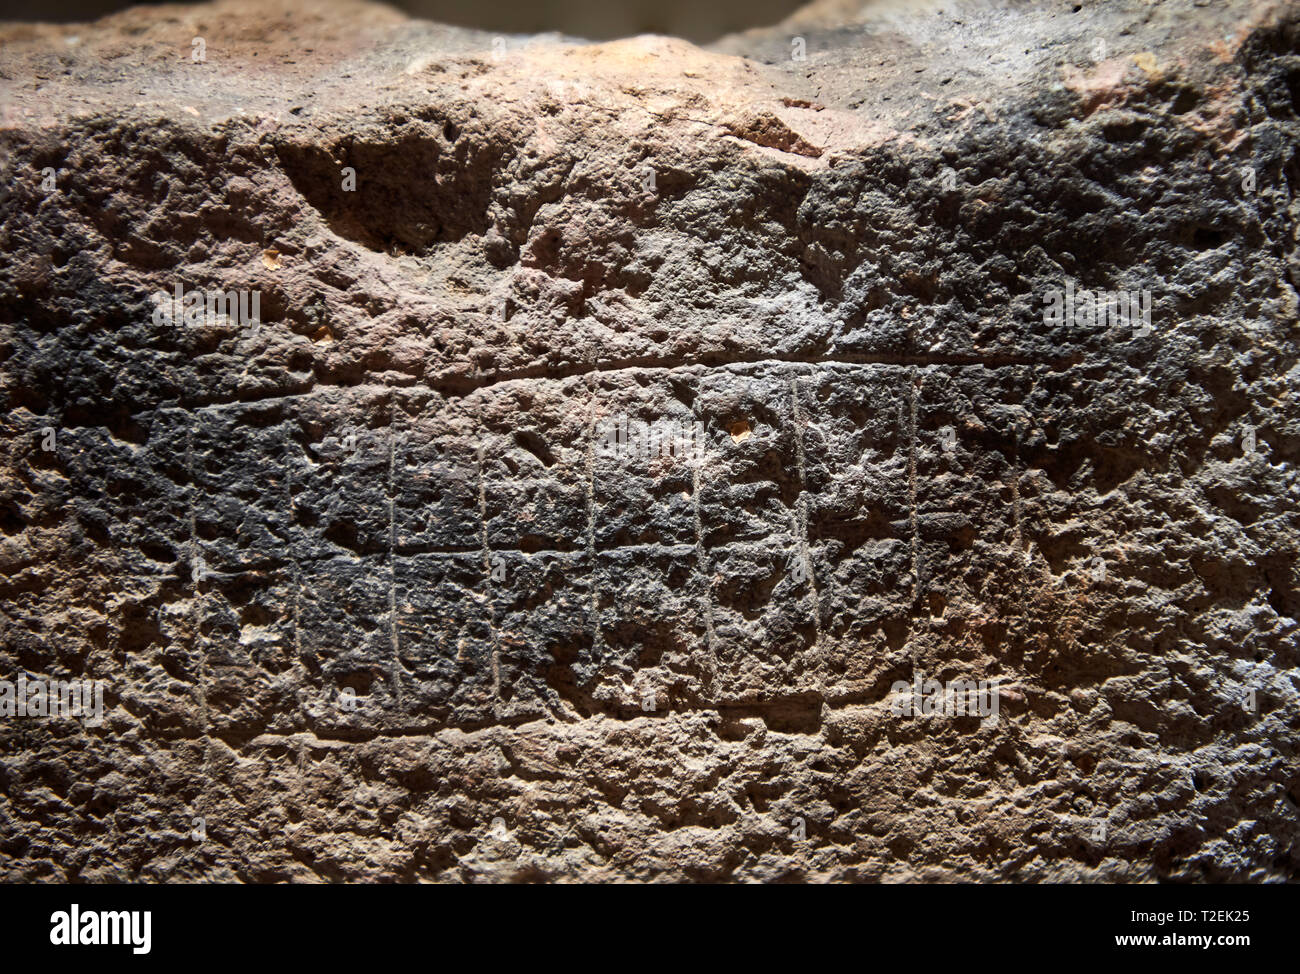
0, 0, 1297, 882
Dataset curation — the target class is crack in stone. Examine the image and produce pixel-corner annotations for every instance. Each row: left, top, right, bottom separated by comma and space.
163, 351, 1083, 415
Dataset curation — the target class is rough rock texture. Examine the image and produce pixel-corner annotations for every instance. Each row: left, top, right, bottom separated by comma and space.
1, 0, 1298, 882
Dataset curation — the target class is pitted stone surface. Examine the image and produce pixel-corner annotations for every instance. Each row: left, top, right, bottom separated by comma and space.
0, 0, 1298, 882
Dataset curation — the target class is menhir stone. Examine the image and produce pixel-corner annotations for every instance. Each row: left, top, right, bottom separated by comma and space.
0, 0, 1297, 882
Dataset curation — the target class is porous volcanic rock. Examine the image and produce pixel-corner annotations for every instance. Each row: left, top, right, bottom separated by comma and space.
1, 0, 1298, 882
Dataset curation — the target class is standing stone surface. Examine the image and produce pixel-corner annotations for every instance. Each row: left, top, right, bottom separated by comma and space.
0, 0, 1297, 882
